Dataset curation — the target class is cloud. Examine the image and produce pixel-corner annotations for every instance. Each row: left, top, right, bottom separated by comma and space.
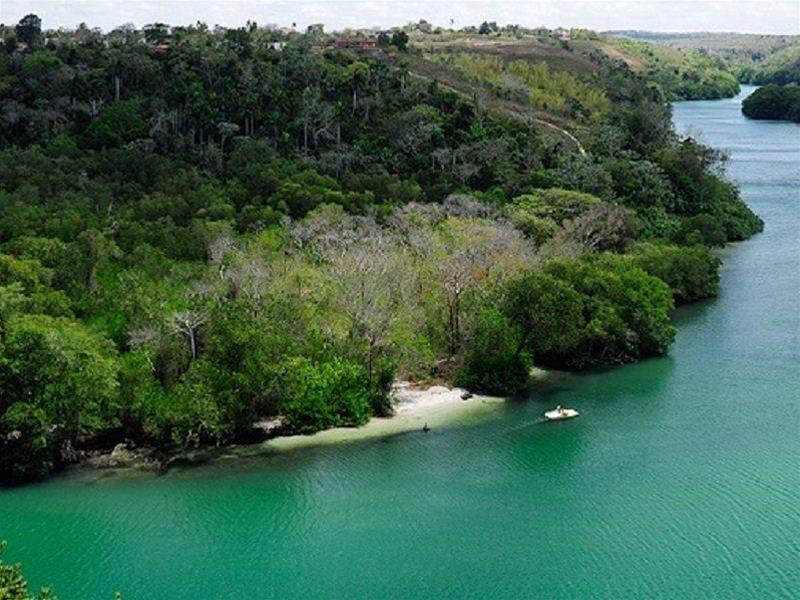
2, 0, 798, 35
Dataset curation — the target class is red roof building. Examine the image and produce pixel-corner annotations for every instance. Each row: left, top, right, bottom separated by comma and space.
336, 37, 377, 50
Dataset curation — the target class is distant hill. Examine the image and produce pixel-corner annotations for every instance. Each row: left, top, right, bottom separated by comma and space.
606, 31, 800, 84
410, 30, 741, 104
605, 31, 798, 57
740, 44, 800, 85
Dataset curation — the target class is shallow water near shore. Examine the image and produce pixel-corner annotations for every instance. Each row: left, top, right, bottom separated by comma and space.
2, 85, 799, 598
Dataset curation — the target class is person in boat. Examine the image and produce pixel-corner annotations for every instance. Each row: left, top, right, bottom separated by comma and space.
556, 405, 564, 415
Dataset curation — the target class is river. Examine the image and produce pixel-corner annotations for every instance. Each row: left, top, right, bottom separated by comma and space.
1, 85, 798, 599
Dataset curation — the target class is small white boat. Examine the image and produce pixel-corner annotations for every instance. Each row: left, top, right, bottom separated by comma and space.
544, 406, 579, 421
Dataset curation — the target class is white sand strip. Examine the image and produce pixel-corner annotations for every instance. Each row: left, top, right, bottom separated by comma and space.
258, 382, 503, 453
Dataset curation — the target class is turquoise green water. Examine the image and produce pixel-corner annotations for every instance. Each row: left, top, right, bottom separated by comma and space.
2, 86, 798, 599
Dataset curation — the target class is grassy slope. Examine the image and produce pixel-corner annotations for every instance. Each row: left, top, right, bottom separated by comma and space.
407, 30, 738, 97
403, 34, 604, 153
402, 31, 722, 142
414, 34, 601, 75
406, 34, 621, 136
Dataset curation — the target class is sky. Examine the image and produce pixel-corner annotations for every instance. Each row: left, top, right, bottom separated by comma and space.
2, 0, 799, 35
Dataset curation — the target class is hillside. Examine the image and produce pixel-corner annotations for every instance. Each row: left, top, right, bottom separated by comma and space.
411, 30, 741, 103
740, 44, 800, 84
0, 17, 762, 482
607, 31, 799, 58
608, 30, 800, 84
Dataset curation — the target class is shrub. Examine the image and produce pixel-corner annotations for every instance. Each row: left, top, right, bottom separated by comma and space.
120, 355, 230, 447
715, 200, 764, 241
508, 212, 558, 244
502, 271, 585, 359
0, 404, 55, 482
631, 242, 721, 303
604, 157, 677, 211
0, 541, 58, 599
456, 307, 531, 395
281, 357, 376, 433
0, 314, 120, 479
674, 214, 726, 246
509, 188, 602, 225
83, 100, 149, 149
544, 257, 675, 365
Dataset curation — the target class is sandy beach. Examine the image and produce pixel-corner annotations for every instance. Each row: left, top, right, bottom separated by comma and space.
257, 381, 505, 453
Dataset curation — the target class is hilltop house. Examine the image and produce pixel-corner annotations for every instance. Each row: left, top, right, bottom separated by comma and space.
552, 27, 571, 41
335, 36, 377, 50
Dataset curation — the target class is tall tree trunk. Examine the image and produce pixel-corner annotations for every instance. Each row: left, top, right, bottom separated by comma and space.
448, 303, 456, 356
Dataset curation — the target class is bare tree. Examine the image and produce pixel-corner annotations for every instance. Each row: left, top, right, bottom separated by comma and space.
432, 218, 534, 356
223, 254, 274, 309
290, 206, 407, 380
208, 234, 236, 279
559, 203, 641, 253
128, 326, 162, 371
290, 204, 364, 259
442, 194, 494, 218
169, 310, 209, 360
325, 225, 407, 381
299, 89, 336, 150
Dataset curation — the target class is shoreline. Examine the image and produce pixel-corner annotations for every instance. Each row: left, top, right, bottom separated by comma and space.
75, 381, 509, 478
64, 367, 565, 482
256, 381, 505, 452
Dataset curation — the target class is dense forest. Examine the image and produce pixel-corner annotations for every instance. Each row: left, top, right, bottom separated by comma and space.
0, 15, 763, 482
741, 84, 800, 122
